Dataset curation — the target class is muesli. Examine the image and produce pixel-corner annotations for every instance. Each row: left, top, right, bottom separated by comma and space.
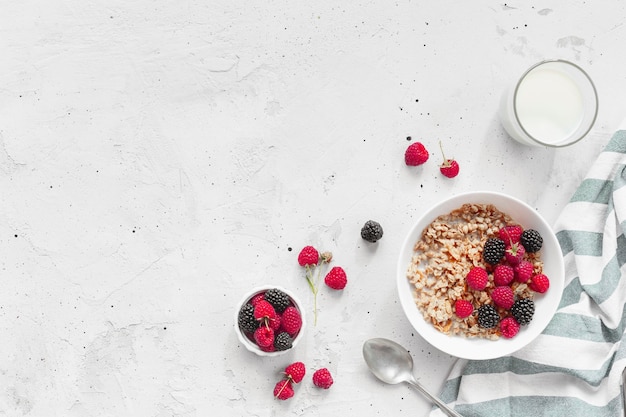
406, 203, 543, 340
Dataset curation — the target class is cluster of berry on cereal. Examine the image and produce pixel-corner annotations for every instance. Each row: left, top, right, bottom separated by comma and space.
454, 225, 547, 338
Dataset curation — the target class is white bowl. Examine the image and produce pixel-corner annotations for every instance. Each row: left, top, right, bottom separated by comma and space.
235, 285, 305, 357
397, 191, 564, 360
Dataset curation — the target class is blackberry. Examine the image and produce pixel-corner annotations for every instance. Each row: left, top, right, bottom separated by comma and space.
238, 303, 259, 333
361, 220, 384, 243
483, 238, 505, 264
274, 332, 293, 351
511, 298, 535, 325
477, 305, 500, 329
520, 229, 543, 253
264, 288, 290, 313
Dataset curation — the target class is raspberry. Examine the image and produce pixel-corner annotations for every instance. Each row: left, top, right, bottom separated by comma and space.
273, 380, 294, 400
324, 266, 347, 290
483, 238, 505, 264
498, 225, 523, 245
466, 267, 488, 291
504, 243, 525, 265
361, 220, 384, 243
477, 305, 499, 329
438, 141, 459, 178
253, 326, 274, 348
454, 299, 473, 318
274, 332, 293, 351
491, 286, 514, 309
254, 300, 278, 326
404, 142, 429, 166
269, 314, 281, 331
285, 361, 306, 383
493, 264, 515, 286
250, 292, 265, 307
280, 306, 302, 336
297, 245, 319, 266
500, 317, 520, 338
312, 368, 334, 389
238, 303, 259, 333
440, 159, 459, 178
511, 299, 535, 325
260, 343, 276, 353
264, 288, 291, 313
529, 274, 550, 293
514, 260, 534, 283
520, 229, 543, 253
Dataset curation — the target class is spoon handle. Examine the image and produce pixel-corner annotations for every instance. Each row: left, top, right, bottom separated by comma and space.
622, 367, 626, 417
406, 378, 463, 417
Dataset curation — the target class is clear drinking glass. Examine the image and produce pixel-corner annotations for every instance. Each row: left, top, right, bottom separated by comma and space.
499, 60, 598, 148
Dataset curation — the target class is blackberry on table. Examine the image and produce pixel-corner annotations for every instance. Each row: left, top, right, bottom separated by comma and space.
483, 238, 506, 264
520, 229, 543, 253
274, 332, 293, 351
477, 304, 500, 329
361, 220, 384, 243
238, 303, 259, 333
511, 298, 535, 325
264, 288, 291, 313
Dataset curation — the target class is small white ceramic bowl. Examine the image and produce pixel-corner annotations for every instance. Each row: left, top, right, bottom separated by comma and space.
235, 285, 305, 357
397, 191, 564, 360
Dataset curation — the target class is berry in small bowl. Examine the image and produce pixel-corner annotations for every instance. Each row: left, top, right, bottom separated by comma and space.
235, 286, 305, 357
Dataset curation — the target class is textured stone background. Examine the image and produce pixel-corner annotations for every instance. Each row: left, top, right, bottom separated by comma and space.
1, 1, 625, 416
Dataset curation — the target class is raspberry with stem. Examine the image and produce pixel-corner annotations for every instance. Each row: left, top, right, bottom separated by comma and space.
301, 249, 332, 325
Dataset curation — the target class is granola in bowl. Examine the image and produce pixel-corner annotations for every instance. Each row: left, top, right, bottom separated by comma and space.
406, 203, 542, 340
396, 191, 564, 360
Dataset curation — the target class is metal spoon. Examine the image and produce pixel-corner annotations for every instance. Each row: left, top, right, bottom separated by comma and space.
363, 338, 463, 417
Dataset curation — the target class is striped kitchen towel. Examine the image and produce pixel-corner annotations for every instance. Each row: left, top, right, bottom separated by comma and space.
431, 131, 626, 417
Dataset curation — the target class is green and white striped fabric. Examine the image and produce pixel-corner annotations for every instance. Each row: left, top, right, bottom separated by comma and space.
430, 132, 626, 417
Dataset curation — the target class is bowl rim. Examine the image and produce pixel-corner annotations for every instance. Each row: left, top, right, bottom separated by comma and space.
396, 191, 565, 360
234, 285, 306, 357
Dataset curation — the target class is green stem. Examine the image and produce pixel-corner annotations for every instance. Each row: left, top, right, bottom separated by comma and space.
305, 263, 326, 326
305, 266, 318, 325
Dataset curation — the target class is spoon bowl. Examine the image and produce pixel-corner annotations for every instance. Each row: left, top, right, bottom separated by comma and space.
363, 338, 463, 417
362, 337, 415, 385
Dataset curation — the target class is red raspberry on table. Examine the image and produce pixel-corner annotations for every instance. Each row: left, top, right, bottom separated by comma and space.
514, 260, 534, 283
466, 267, 488, 291
273, 380, 294, 400
454, 299, 473, 318
504, 243, 526, 265
440, 159, 459, 178
324, 266, 347, 290
491, 286, 515, 310
253, 326, 275, 349
499, 225, 523, 245
493, 264, 515, 286
500, 316, 520, 338
438, 141, 459, 178
529, 273, 550, 293
312, 368, 334, 389
285, 362, 306, 383
297, 245, 319, 267
404, 142, 429, 166
280, 306, 302, 336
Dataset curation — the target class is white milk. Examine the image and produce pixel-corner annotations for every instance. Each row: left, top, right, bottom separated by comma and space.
514, 68, 584, 145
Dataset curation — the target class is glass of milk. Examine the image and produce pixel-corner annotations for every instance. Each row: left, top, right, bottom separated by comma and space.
499, 60, 598, 147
